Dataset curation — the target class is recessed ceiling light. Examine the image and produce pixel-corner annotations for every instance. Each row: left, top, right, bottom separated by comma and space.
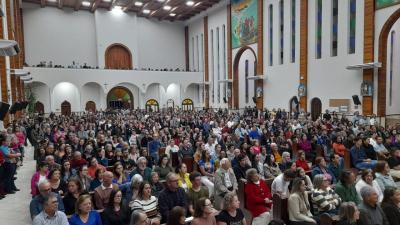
163, 5, 171, 10
47, 0, 57, 2
186, 1, 194, 6
194, 2, 201, 7
134, 1, 143, 6
143, 9, 150, 14
82, 1, 91, 7
157, 0, 165, 2
169, 13, 176, 16
103, 0, 111, 2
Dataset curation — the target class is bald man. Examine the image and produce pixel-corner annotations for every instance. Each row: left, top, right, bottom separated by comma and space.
93, 171, 119, 210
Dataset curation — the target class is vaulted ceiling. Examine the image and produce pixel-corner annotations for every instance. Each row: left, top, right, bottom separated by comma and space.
22, 0, 221, 21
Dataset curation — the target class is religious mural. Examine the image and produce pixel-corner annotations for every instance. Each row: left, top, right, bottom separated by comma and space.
376, 0, 400, 9
231, 0, 258, 49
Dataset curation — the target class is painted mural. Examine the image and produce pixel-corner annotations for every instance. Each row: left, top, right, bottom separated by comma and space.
231, 0, 258, 49
376, 0, 400, 9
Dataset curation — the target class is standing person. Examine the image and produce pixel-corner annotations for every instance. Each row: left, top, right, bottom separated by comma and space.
245, 168, 272, 225
32, 192, 69, 225
214, 158, 238, 210
288, 178, 317, 225
101, 190, 130, 225
0, 134, 21, 194
216, 192, 247, 225
191, 197, 217, 225
158, 173, 187, 223
358, 186, 389, 225
69, 195, 103, 225
381, 187, 400, 225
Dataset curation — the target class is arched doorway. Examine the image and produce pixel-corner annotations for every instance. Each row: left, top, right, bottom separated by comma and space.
107, 86, 134, 109
233, 46, 259, 109
35, 101, 44, 114
105, 43, 133, 70
146, 99, 159, 112
310, 98, 322, 121
377, 7, 400, 116
289, 96, 299, 118
85, 101, 96, 112
167, 99, 174, 109
182, 98, 194, 111
61, 101, 71, 116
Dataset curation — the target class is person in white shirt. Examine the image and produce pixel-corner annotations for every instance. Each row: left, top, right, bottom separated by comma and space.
355, 169, 383, 202
165, 139, 179, 158
372, 136, 389, 159
271, 170, 296, 199
204, 137, 216, 160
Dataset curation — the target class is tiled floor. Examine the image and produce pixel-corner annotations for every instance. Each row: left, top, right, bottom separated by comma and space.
0, 145, 35, 225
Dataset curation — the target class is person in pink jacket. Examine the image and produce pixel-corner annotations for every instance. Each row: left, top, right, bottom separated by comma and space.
31, 162, 49, 196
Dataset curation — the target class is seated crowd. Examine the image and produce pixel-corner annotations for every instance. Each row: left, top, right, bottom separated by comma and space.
1, 107, 400, 225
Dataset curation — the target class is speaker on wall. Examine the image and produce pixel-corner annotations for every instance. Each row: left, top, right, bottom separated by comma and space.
252, 97, 257, 104
223, 97, 227, 104
352, 95, 361, 105
0, 102, 10, 120
293, 96, 299, 105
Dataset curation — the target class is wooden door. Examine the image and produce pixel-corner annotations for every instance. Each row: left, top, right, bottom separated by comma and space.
85, 101, 96, 112
35, 101, 44, 114
311, 98, 322, 121
61, 101, 71, 116
105, 44, 133, 70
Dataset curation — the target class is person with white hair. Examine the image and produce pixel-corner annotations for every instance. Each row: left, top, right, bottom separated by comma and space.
93, 171, 119, 210
32, 192, 69, 225
214, 158, 238, 210
358, 185, 389, 225
129, 156, 152, 181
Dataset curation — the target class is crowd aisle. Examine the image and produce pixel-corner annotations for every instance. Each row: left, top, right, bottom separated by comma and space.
0, 145, 35, 225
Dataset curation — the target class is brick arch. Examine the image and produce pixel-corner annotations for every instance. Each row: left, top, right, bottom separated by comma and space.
233, 46, 257, 109
377, 7, 400, 116
105, 43, 133, 70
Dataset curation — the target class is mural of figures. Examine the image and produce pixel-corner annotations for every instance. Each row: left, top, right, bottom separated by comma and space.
231, 0, 258, 49
376, 0, 400, 9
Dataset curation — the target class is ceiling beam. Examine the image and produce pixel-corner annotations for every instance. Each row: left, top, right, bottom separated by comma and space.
58, 0, 64, 9
108, 0, 117, 11
91, 0, 102, 12
74, 0, 83, 10
40, 0, 46, 8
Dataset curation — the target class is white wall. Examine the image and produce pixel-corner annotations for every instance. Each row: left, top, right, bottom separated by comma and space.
23, 3, 97, 67
52, 82, 80, 112
28, 82, 51, 113
386, 20, 400, 115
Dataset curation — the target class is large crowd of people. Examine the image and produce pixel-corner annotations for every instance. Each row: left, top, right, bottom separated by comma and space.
1, 107, 400, 225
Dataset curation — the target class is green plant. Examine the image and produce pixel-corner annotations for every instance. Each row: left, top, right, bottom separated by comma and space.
25, 88, 36, 113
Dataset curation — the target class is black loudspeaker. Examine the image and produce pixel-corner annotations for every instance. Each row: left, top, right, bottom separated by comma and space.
0, 102, 10, 120
352, 95, 361, 105
252, 97, 257, 103
293, 96, 299, 105
223, 97, 227, 103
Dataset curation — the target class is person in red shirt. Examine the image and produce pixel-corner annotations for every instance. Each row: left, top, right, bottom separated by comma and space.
295, 150, 310, 171
245, 168, 272, 225
69, 151, 88, 170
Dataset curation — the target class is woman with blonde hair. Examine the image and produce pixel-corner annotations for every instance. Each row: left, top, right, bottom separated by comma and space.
337, 202, 360, 225
216, 192, 247, 225
288, 178, 317, 225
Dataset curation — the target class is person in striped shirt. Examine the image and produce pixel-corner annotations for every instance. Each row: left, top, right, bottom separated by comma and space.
131, 181, 161, 225
311, 174, 341, 215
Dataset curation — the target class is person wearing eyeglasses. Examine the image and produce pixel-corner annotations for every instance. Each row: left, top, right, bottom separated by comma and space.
191, 197, 217, 225
30, 180, 65, 220
158, 172, 187, 224
311, 174, 341, 216
32, 192, 69, 225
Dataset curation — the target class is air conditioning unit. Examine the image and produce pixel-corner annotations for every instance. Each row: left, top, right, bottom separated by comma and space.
0, 40, 19, 56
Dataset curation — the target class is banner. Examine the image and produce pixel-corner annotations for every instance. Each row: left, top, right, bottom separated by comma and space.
231, 0, 258, 49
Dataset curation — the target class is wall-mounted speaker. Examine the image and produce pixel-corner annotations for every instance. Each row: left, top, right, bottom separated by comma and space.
223, 97, 227, 103
352, 95, 361, 105
252, 97, 257, 103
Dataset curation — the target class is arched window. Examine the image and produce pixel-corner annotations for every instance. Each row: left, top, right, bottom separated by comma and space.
217, 27, 221, 104
291, 0, 296, 63
245, 59, 249, 103
269, 4, 274, 66
389, 31, 395, 106
316, 0, 322, 59
349, 0, 356, 54
279, 0, 284, 64
211, 29, 215, 104
223, 25, 227, 100
105, 44, 133, 70
182, 98, 194, 111
61, 101, 71, 116
145, 99, 159, 112
332, 0, 338, 56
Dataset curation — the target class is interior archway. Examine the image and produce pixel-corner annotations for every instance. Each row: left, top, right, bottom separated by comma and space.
35, 101, 44, 114
105, 43, 133, 70
85, 101, 96, 112
377, 7, 400, 116
310, 98, 322, 121
233, 46, 258, 109
61, 101, 71, 116
107, 86, 134, 109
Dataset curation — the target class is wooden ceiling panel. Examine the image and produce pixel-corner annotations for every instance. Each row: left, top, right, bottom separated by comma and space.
23, 0, 221, 21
